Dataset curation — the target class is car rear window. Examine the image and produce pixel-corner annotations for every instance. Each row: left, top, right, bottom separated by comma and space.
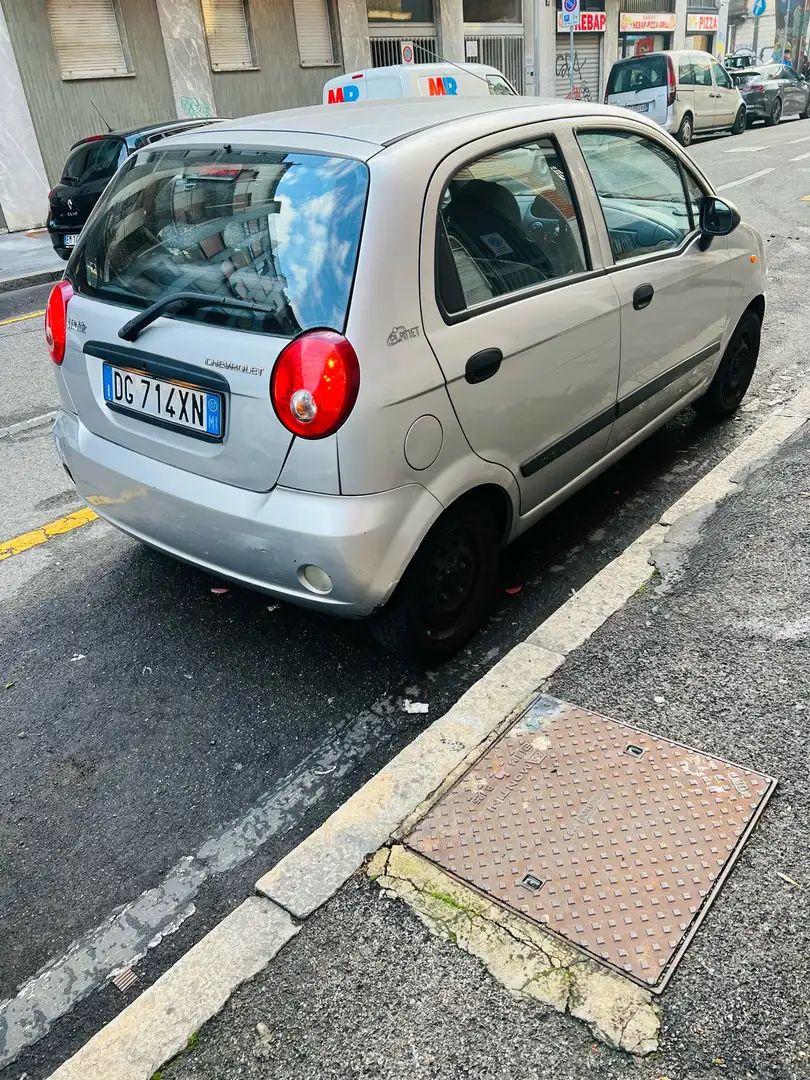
607, 56, 667, 95
71, 148, 370, 338
731, 69, 762, 86
62, 138, 126, 185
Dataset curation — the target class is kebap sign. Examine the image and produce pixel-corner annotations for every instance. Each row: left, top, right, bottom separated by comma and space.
556, 11, 607, 31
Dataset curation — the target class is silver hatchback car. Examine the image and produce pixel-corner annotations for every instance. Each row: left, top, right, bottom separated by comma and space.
48, 97, 766, 661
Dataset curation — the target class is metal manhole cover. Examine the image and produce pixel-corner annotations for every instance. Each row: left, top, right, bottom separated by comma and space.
404, 695, 775, 992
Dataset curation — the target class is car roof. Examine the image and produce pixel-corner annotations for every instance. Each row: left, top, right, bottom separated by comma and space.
163, 97, 637, 157
612, 49, 713, 61
68, 119, 216, 151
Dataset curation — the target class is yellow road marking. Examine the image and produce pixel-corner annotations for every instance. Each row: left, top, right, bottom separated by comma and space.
0, 507, 98, 561
0, 310, 46, 326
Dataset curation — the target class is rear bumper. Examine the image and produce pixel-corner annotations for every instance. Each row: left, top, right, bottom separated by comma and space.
54, 409, 443, 617
46, 225, 78, 260
739, 93, 769, 118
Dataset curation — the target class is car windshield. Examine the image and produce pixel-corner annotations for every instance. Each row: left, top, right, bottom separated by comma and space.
726, 55, 754, 69
607, 56, 667, 95
71, 147, 370, 338
62, 139, 126, 185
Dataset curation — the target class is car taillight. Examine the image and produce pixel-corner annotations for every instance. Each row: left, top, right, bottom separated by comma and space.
749, 83, 765, 91
271, 330, 360, 439
45, 280, 74, 365
667, 55, 677, 108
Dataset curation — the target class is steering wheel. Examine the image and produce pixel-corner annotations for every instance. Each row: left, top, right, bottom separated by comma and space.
527, 193, 582, 274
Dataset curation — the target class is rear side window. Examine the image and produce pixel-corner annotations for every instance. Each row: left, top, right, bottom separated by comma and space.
678, 58, 694, 85
693, 58, 713, 86
62, 139, 126, 185
72, 149, 369, 338
437, 138, 588, 315
607, 56, 667, 95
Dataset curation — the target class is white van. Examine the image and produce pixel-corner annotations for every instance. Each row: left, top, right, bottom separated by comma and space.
323, 63, 517, 104
605, 50, 746, 146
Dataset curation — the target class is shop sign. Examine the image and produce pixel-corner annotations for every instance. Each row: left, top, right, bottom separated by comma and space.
556, 11, 607, 31
686, 13, 719, 32
619, 12, 677, 32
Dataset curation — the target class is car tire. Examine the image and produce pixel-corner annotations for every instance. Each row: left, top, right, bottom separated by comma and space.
801, 93, 810, 119
677, 113, 694, 147
693, 310, 761, 421
732, 106, 747, 135
767, 96, 782, 126
369, 498, 499, 663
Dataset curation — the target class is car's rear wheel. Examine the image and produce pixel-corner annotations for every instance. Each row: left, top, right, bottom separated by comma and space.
767, 97, 783, 126
677, 113, 694, 147
801, 92, 810, 119
369, 499, 499, 663
732, 106, 747, 135
693, 310, 761, 420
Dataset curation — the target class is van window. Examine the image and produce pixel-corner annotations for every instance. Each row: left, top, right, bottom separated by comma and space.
693, 57, 713, 86
607, 55, 667, 95
62, 138, 126, 185
72, 148, 369, 337
678, 58, 694, 85
713, 62, 732, 89
487, 74, 516, 95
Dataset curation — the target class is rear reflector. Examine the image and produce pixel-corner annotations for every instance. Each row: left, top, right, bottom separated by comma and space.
45, 280, 74, 365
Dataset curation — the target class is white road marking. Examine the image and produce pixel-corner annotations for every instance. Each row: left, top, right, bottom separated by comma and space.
716, 168, 775, 191
0, 690, 416, 1068
0, 411, 57, 440
787, 134, 810, 143
791, 150, 810, 161
723, 146, 765, 153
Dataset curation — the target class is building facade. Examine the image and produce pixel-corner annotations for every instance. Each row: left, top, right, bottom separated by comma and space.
0, 0, 725, 233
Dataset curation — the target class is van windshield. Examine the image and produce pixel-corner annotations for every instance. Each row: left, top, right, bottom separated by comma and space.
71, 147, 369, 338
607, 56, 667, 95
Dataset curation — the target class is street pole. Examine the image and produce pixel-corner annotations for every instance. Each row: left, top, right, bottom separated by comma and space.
569, 24, 575, 97
753, 17, 759, 57
533, 0, 541, 95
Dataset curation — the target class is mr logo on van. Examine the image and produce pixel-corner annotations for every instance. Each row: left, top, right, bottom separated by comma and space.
327, 75, 458, 103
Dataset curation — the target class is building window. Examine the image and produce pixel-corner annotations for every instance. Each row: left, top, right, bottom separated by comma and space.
367, 0, 435, 23
292, 0, 337, 66
463, 0, 522, 23
200, 0, 256, 71
46, 0, 131, 81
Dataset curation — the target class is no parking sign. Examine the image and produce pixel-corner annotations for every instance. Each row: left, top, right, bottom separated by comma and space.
561, 0, 580, 28
401, 41, 415, 64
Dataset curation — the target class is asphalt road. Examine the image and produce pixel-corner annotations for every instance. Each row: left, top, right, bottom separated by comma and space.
2, 117, 810, 1079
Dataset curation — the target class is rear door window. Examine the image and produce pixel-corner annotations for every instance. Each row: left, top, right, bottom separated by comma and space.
607, 56, 667, 95
72, 148, 370, 338
62, 139, 126, 185
678, 58, 695, 85
693, 57, 713, 86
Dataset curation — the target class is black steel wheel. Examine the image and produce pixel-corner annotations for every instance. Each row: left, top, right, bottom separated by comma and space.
732, 106, 747, 135
370, 499, 499, 663
767, 96, 783, 126
693, 311, 761, 420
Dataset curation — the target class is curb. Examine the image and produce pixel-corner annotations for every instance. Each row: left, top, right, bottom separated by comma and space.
48, 389, 810, 1080
0, 268, 62, 294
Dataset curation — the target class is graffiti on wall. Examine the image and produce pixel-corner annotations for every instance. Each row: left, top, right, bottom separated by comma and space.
555, 51, 592, 101
180, 96, 214, 119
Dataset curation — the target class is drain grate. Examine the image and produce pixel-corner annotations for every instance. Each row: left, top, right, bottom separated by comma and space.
404, 695, 775, 993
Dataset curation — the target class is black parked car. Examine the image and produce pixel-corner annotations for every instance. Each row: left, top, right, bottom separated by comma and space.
731, 63, 810, 127
47, 119, 219, 260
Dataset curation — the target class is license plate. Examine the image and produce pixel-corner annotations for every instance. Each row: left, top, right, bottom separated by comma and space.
628, 102, 650, 113
63, 234, 77, 248
102, 364, 224, 439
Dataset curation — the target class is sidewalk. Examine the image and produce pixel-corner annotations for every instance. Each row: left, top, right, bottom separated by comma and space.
157, 424, 810, 1080
0, 230, 63, 292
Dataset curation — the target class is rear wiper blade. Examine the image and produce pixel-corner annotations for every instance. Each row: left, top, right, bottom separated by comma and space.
118, 291, 269, 342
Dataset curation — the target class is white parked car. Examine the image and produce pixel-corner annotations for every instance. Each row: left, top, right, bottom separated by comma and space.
48, 98, 766, 660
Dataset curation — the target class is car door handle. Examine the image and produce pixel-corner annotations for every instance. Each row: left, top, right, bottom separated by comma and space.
465, 348, 503, 384
633, 284, 654, 311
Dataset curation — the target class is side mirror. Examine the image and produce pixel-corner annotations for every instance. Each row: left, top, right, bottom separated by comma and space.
698, 196, 741, 248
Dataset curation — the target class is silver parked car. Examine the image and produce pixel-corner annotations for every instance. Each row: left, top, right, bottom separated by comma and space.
730, 62, 810, 126
48, 98, 766, 660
